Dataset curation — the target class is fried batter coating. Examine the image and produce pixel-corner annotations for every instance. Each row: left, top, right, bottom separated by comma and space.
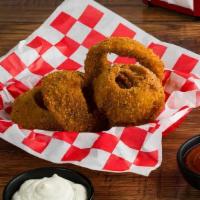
85, 37, 164, 86
11, 87, 63, 130
93, 64, 165, 126
41, 71, 108, 132
11, 37, 165, 131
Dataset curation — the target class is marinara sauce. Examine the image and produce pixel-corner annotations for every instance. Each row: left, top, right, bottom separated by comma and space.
185, 144, 200, 174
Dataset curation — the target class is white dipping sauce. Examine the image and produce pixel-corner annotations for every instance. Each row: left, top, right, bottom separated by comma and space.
12, 174, 87, 200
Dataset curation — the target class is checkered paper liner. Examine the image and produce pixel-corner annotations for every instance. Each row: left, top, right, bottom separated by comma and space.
0, 0, 200, 176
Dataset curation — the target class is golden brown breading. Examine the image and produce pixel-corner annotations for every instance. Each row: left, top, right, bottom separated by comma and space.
11, 87, 63, 130
11, 37, 165, 131
93, 64, 165, 126
41, 71, 108, 132
84, 37, 164, 86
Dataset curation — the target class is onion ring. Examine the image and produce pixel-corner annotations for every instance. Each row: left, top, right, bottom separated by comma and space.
84, 37, 164, 86
41, 71, 108, 132
93, 64, 165, 126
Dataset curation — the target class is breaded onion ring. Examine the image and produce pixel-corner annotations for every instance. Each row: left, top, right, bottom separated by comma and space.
41, 71, 108, 132
93, 64, 165, 126
11, 87, 63, 130
84, 37, 164, 85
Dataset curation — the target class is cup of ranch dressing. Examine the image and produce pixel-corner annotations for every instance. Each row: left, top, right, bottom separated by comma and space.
3, 167, 94, 200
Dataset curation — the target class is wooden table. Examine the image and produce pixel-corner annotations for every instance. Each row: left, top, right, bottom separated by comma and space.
0, 0, 200, 199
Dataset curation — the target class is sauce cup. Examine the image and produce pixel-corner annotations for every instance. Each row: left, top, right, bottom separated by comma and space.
3, 167, 94, 200
177, 135, 200, 190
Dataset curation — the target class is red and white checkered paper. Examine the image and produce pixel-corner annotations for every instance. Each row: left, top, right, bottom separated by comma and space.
0, 0, 200, 176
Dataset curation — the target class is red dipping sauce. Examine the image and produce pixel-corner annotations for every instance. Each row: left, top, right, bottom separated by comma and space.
185, 144, 200, 174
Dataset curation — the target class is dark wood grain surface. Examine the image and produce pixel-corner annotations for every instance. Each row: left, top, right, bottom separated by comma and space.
0, 0, 200, 199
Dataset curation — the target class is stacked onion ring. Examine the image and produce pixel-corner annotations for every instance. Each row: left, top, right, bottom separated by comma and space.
11, 37, 165, 131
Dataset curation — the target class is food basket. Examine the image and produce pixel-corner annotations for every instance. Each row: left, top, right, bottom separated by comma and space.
143, 0, 200, 17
